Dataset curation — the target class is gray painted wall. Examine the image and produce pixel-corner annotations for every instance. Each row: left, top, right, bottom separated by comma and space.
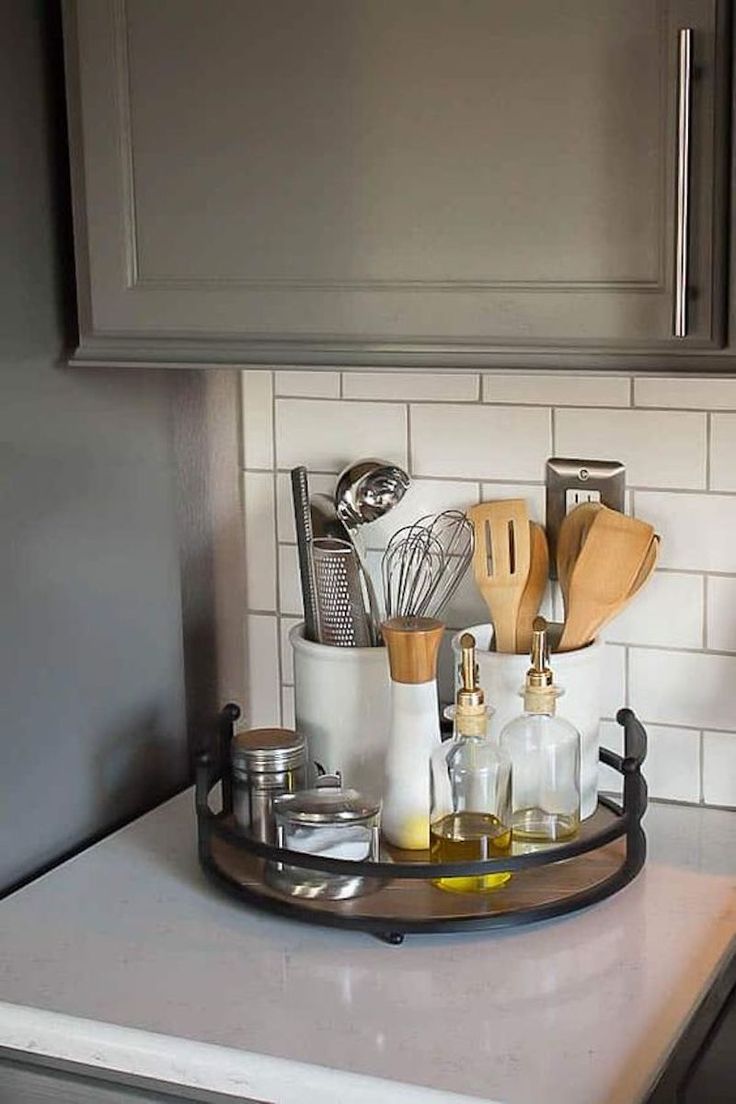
0, 1, 198, 890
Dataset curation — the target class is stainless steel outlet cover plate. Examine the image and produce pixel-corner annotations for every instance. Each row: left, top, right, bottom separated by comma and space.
545, 457, 626, 579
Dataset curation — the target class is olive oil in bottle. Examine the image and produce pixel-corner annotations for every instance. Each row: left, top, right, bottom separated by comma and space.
429, 633, 512, 894
430, 811, 511, 893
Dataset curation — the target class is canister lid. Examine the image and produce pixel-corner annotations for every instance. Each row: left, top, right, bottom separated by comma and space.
273, 785, 380, 825
231, 727, 306, 772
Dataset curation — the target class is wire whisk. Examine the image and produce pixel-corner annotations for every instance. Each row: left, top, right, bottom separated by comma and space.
382, 510, 474, 620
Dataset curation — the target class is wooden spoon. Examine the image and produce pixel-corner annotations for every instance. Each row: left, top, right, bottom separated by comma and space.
558, 507, 655, 652
557, 501, 602, 616
468, 500, 531, 653
516, 522, 549, 655
628, 534, 660, 599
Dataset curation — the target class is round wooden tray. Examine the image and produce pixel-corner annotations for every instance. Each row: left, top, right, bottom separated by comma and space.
196, 705, 648, 943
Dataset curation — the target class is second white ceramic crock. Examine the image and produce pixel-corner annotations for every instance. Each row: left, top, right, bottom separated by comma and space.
451, 625, 604, 819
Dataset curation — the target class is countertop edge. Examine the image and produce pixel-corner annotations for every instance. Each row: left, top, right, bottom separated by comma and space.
0, 1001, 492, 1104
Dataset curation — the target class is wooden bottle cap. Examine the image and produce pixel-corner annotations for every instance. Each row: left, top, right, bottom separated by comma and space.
381, 617, 444, 684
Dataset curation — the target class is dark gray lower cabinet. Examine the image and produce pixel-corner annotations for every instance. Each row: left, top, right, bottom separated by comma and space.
646, 950, 736, 1103
64, 0, 731, 368
0, 1055, 263, 1104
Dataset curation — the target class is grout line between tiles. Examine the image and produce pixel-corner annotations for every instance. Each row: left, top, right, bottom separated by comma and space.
406, 404, 413, 476
620, 641, 736, 658
699, 730, 705, 804
270, 369, 283, 725
706, 411, 712, 490
267, 468, 736, 496
600, 716, 736, 736
702, 575, 709, 650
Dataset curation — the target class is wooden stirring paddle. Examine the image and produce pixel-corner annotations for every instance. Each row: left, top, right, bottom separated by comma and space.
556, 501, 602, 612
516, 522, 549, 654
558, 507, 655, 652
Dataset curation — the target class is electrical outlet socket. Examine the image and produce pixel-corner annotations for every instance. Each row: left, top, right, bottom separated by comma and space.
546, 458, 625, 579
565, 487, 602, 511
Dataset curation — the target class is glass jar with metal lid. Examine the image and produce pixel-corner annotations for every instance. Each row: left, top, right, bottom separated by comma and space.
231, 727, 307, 843
266, 775, 382, 900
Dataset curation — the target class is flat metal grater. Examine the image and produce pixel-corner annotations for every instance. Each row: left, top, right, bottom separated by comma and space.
312, 537, 372, 647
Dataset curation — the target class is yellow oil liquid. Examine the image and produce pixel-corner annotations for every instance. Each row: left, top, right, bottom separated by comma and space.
430, 812, 512, 894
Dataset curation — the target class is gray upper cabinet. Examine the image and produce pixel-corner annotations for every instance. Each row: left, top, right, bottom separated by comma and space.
64, 0, 730, 368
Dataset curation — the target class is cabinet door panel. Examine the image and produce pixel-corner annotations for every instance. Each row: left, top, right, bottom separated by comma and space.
65, 0, 726, 361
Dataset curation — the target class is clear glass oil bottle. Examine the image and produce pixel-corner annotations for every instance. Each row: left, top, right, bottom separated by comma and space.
430, 633, 512, 893
500, 618, 581, 843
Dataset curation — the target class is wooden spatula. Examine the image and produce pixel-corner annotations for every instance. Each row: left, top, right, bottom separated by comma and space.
557, 501, 602, 616
516, 522, 549, 655
469, 500, 531, 653
558, 507, 655, 652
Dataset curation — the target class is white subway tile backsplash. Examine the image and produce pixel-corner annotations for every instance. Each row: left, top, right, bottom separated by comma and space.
276, 399, 407, 472
702, 731, 736, 806
241, 370, 273, 469
483, 374, 630, 407
275, 370, 340, 398
634, 491, 736, 573
278, 544, 302, 616
411, 404, 551, 481
706, 576, 736, 652
599, 720, 700, 803
601, 644, 627, 719
709, 414, 736, 492
245, 614, 281, 727
603, 572, 703, 649
630, 647, 736, 730
555, 409, 706, 489
480, 483, 546, 523
243, 472, 277, 610
344, 372, 479, 402
439, 566, 492, 631
598, 720, 624, 795
276, 471, 337, 543
635, 376, 736, 410
282, 685, 296, 730
237, 369, 736, 808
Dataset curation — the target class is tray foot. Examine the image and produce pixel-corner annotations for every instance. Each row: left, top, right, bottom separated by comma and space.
375, 931, 405, 946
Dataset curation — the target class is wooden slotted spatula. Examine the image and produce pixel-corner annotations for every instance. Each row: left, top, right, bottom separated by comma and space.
469, 500, 531, 653
516, 522, 549, 655
558, 506, 655, 652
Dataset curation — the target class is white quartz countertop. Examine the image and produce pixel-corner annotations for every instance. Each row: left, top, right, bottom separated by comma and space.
0, 792, 734, 1104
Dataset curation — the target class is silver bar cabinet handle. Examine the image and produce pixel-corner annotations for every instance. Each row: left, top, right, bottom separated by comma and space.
674, 27, 693, 338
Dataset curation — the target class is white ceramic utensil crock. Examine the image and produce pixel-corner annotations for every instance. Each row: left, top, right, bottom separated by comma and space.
452, 624, 604, 819
290, 624, 391, 802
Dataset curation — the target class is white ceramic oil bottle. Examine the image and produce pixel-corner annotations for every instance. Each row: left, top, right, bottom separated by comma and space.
380, 616, 444, 850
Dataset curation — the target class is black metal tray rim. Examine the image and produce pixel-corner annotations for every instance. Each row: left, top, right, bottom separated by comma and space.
196, 707, 648, 881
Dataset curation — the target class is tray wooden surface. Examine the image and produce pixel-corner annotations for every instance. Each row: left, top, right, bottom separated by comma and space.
208, 804, 627, 924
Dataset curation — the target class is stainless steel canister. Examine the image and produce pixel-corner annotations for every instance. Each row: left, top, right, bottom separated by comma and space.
266, 775, 383, 900
231, 727, 307, 842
